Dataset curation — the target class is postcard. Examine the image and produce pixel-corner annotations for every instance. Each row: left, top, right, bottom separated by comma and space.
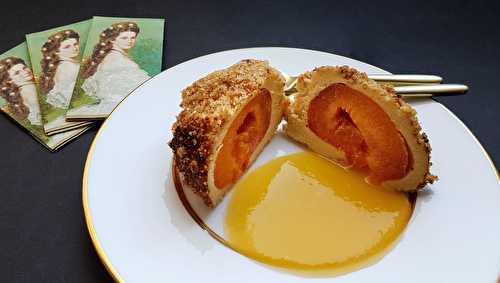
0, 42, 91, 151
26, 19, 92, 134
66, 16, 165, 120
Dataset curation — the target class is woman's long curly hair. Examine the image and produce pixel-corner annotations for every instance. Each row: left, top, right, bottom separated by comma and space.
0, 57, 30, 119
38, 29, 80, 94
81, 22, 139, 79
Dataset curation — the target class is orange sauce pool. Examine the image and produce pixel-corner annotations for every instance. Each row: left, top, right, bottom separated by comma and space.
224, 152, 413, 276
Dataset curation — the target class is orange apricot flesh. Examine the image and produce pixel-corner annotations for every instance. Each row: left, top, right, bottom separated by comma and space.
214, 90, 272, 189
308, 83, 409, 184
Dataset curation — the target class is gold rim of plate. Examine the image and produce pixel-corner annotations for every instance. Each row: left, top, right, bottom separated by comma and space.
81, 61, 499, 283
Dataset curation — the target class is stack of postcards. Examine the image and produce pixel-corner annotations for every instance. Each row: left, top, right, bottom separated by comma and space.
0, 16, 165, 151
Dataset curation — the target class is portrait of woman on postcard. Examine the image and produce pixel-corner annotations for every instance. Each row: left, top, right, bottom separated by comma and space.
39, 29, 81, 109
0, 43, 91, 150
0, 57, 42, 126
80, 22, 150, 113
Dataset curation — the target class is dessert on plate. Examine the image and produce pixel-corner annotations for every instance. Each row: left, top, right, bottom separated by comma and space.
169, 59, 286, 207
285, 66, 437, 191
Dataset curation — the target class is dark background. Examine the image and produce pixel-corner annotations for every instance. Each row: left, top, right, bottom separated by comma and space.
1, 1, 498, 282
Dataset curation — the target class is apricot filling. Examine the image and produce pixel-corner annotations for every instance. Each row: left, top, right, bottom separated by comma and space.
308, 83, 409, 184
214, 90, 272, 189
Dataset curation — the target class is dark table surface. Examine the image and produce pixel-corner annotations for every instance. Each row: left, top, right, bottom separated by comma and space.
1, 1, 499, 282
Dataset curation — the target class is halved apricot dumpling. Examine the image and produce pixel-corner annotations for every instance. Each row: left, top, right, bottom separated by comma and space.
214, 91, 272, 189
169, 59, 285, 207
285, 66, 436, 191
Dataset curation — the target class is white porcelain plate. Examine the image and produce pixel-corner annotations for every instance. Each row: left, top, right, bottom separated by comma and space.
83, 47, 500, 282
